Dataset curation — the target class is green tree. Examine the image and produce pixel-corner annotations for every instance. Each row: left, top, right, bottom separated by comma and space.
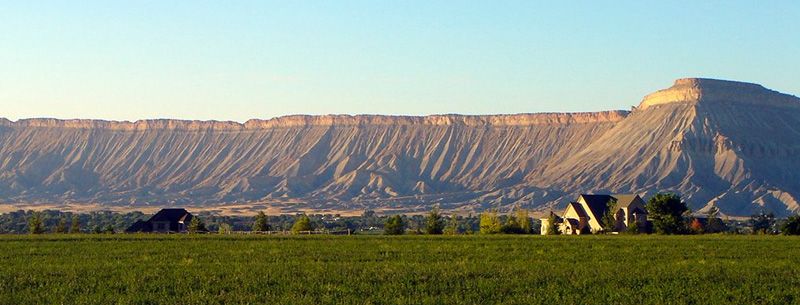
601, 199, 618, 233
104, 225, 115, 234
252, 211, 270, 232
479, 208, 501, 234
69, 215, 81, 234
28, 212, 46, 234
218, 223, 232, 234
780, 215, 800, 235
56, 217, 68, 234
425, 208, 445, 235
545, 213, 560, 235
500, 214, 524, 234
188, 217, 206, 233
751, 210, 776, 235
384, 215, 405, 235
92, 225, 102, 234
646, 193, 688, 234
516, 208, 531, 234
443, 215, 460, 235
291, 215, 313, 233
626, 217, 642, 234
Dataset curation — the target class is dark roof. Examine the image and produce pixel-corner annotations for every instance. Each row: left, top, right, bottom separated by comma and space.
565, 218, 580, 227
125, 220, 151, 233
579, 194, 616, 219
566, 202, 588, 218
149, 208, 192, 223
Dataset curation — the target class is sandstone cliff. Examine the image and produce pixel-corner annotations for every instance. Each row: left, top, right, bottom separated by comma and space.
0, 78, 798, 216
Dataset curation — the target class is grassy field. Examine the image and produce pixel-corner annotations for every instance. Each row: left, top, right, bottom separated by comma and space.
1, 235, 799, 304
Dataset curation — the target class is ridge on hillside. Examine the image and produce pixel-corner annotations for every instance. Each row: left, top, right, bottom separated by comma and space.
0, 78, 798, 216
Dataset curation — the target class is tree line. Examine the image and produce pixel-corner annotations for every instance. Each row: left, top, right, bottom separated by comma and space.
3, 195, 799, 235
0, 208, 539, 235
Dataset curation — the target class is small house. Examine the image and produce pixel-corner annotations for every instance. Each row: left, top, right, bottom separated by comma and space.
125, 208, 194, 233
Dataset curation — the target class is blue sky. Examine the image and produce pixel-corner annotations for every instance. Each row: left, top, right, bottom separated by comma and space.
1, 1, 798, 122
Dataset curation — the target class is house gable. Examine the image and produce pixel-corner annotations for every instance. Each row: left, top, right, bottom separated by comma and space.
561, 202, 590, 234
577, 194, 615, 233
613, 194, 647, 228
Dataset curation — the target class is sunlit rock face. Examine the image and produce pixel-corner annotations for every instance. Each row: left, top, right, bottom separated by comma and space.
638, 78, 800, 110
0, 78, 798, 216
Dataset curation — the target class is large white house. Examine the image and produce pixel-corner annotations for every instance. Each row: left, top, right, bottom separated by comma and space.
540, 194, 648, 235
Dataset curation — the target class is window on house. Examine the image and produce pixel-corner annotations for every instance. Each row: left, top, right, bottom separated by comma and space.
157, 223, 165, 230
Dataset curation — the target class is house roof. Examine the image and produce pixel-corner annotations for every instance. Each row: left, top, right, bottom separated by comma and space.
565, 218, 580, 227
149, 208, 192, 223
540, 211, 563, 222
630, 207, 647, 215
124, 220, 151, 233
614, 194, 648, 213
565, 202, 588, 218
613, 194, 638, 208
579, 194, 616, 219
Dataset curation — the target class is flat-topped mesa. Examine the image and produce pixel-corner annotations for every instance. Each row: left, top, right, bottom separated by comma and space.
0, 111, 629, 131
243, 111, 628, 128
7, 118, 245, 131
637, 78, 800, 110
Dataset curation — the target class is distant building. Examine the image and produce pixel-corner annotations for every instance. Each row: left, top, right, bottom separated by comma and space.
540, 194, 649, 235
125, 208, 194, 233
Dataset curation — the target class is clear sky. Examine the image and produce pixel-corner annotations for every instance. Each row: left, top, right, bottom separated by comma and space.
1, 1, 798, 122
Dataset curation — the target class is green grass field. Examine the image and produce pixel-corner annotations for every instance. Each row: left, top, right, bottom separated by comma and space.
1, 235, 799, 304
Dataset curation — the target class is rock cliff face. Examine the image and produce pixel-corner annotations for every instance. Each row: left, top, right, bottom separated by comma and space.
0, 78, 798, 216
638, 78, 800, 110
